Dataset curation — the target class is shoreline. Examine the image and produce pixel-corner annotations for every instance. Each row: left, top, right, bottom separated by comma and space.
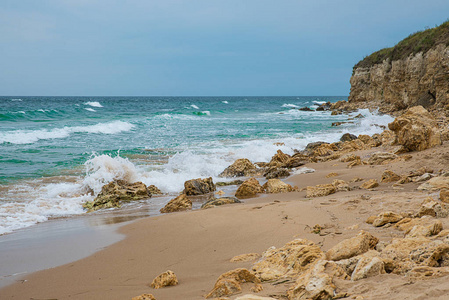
3, 132, 449, 298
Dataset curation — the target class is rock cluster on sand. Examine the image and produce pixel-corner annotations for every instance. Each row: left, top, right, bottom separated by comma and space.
83, 180, 153, 212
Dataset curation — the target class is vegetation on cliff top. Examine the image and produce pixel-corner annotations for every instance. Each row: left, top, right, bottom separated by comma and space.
354, 20, 449, 70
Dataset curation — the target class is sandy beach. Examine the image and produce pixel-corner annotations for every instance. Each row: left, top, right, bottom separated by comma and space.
3, 127, 449, 300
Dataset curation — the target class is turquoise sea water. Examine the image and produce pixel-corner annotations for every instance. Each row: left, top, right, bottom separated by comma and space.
0, 96, 394, 234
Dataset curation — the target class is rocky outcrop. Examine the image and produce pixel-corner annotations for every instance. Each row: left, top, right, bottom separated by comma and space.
160, 194, 192, 213
150, 270, 178, 289
262, 179, 293, 193
326, 230, 379, 261
349, 43, 449, 112
235, 178, 263, 199
388, 106, 442, 151
184, 177, 215, 195
83, 180, 151, 212
219, 158, 258, 177
205, 268, 262, 299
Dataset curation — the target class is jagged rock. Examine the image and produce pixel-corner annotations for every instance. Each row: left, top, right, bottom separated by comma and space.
332, 179, 350, 192
380, 237, 449, 275
440, 189, 449, 203
303, 142, 328, 155
262, 179, 293, 193
235, 178, 263, 199
418, 176, 449, 191
284, 156, 306, 168
287, 260, 349, 300
201, 197, 241, 209
380, 130, 397, 146
215, 190, 225, 196
347, 157, 363, 168
150, 270, 178, 289
409, 167, 434, 177
299, 107, 314, 111
417, 197, 449, 218
340, 139, 366, 152
235, 295, 277, 300
132, 294, 156, 300
388, 106, 442, 151
83, 180, 151, 212
148, 185, 162, 195
216, 180, 244, 186
306, 184, 336, 198
268, 150, 291, 168
219, 158, 257, 177
404, 217, 443, 238
340, 153, 359, 162
325, 172, 339, 178
231, 253, 261, 262
360, 179, 379, 189
264, 167, 290, 179
350, 250, 385, 281
381, 170, 401, 183
205, 268, 262, 299
312, 144, 338, 157
340, 133, 357, 142
160, 194, 192, 213
252, 239, 325, 281
368, 152, 398, 165
358, 134, 381, 147
184, 177, 215, 195
372, 211, 403, 227
326, 230, 379, 261
414, 173, 433, 182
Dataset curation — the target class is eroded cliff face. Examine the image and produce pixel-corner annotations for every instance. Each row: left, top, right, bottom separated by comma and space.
349, 44, 449, 113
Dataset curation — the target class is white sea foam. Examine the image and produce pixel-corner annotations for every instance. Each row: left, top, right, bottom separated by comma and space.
282, 103, 299, 108
222, 101, 229, 104
313, 100, 326, 105
190, 104, 199, 109
85, 108, 96, 112
0, 121, 134, 144
201, 111, 211, 116
84, 101, 103, 108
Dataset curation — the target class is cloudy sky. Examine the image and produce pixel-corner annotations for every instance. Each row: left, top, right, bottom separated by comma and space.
1, 0, 448, 96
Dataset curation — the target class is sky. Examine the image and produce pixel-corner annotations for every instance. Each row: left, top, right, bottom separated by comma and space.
1, 1, 448, 96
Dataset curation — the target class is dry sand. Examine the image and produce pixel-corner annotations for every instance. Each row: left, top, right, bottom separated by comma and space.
2, 143, 449, 299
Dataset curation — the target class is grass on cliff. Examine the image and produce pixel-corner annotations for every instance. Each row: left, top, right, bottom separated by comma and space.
354, 20, 449, 70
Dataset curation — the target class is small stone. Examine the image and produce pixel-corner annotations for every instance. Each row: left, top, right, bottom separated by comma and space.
150, 270, 178, 289
132, 294, 156, 300
440, 189, 449, 203
368, 152, 398, 165
326, 172, 339, 178
381, 170, 401, 183
360, 179, 379, 189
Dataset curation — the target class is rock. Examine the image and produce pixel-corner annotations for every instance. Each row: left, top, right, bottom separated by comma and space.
205, 268, 262, 299
325, 172, 339, 178
306, 184, 336, 198
347, 157, 363, 168
184, 177, 216, 195
268, 150, 291, 168
414, 173, 433, 182
264, 167, 290, 179
262, 179, 293, 193
417, 197, 449, 218
366, 216, 377, 224
83, 180, 151, 212
360, 179, 379, 189
150, 270, 178, 289
332, 179, 350, 192
409, 167, 434, 177
235, 178, 263, 199
312, 144, 337, 157
216, 180, 244, 186
252, 239, 325, 281
368, 152, 398, 165
299, 107, 314, 111
231, 253, 261, 262
219, 158, 257, 178
372, 211, 403, 227
380, 130, 397, 146
388, 106, 442, 151
418, 176, 449, 191
215, 190, 225, 196
303, 142, 328, 155
351, 250, 385, 281
340, 133, 357, 142
287, 260, 349, 300
284, 156, 306, 168
147, 185, 162, 195
201, 197, 241, 209
326, 230, 379, 261
440, 189, 449, 203
358, 134, 381, 147
381, 170, 401, 183
340, 154, 359, 162
235, 295, 277, 300
404, 217, 443, 238
132, 294, 156, 300
160, 194, 192, 213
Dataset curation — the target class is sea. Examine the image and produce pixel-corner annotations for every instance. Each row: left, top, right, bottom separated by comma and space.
0, 96, 394, 235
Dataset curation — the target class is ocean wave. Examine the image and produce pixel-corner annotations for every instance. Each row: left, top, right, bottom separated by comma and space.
190, 104, 199, 109
282, 103, 299, 108
313, 100, 326, 105
0, 121, 134, 144
222, 101, 229, 104
84, 108, 96, 112
84, 101, 103, 108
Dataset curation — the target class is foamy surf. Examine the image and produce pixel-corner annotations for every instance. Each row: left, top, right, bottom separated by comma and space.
84, 101, 103, 108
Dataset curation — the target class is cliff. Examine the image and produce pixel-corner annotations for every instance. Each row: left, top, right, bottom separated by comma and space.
349, 21, 449, 113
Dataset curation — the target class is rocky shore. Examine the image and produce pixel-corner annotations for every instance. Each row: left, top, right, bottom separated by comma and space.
3, 103, 449, 299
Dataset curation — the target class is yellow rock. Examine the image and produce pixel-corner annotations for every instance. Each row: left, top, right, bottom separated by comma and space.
132, 294, 156, 300
205, 268, 262, 299
150, 270, 178, 289
306, 184, 336, 198
230, 253, 261, 262
326, 230, 379, 261
360, 179, 379, 189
